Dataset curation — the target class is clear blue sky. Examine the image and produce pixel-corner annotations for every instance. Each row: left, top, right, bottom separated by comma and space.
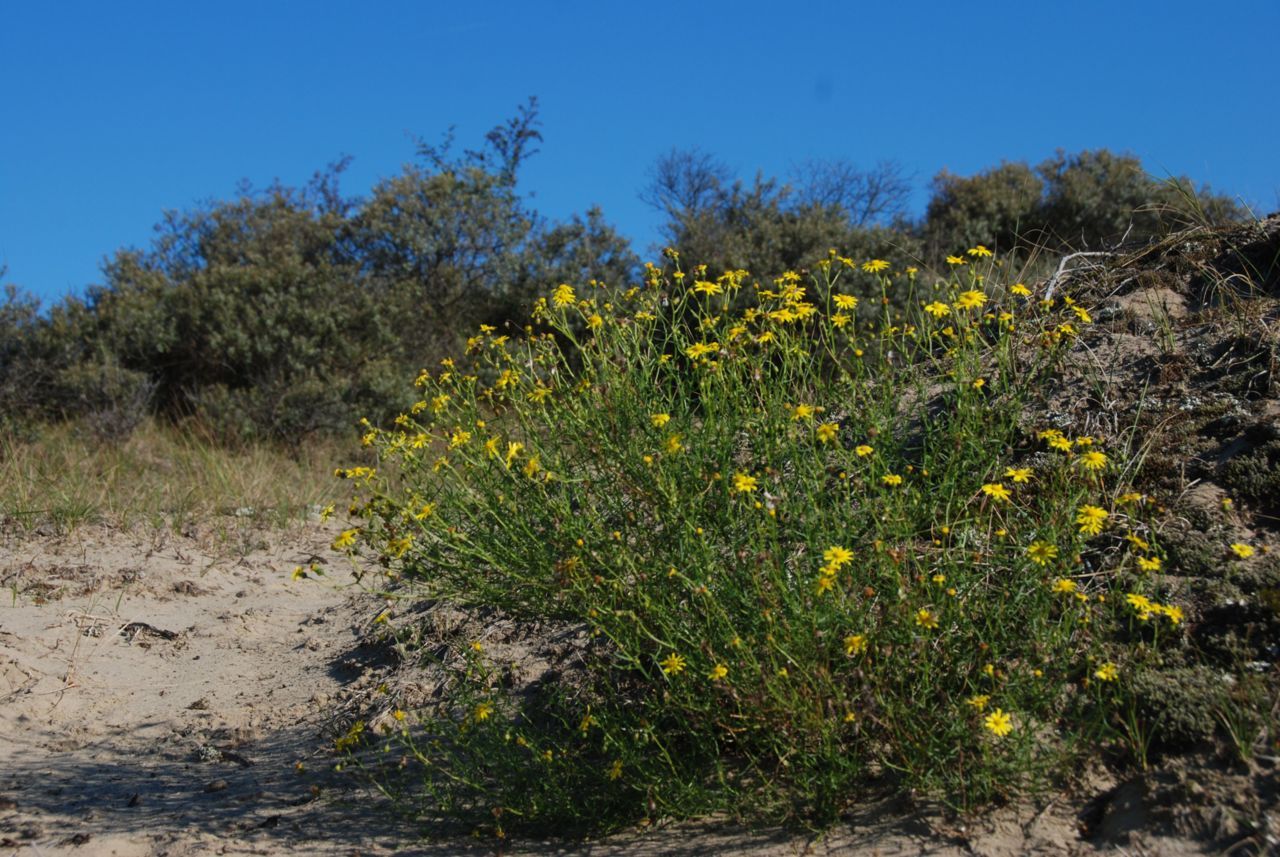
2, 0, 1277, 304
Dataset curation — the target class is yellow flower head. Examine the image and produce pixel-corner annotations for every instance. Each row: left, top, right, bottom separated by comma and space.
967, 694, 990, 711
1137, 556, 1162, 572
833, 294, 859, 310
1005, 467, 1033, 483
552, 284, 576, 307
660, 652, 687, 675
1051, 578, 1077, 594
823, 545, 854, 569
1027, 541, 1059, 566
790, 403, 816, 421
651, 412, 671, 428
732, 472, 758, 493
862, 259, 889, 273
984, 708, 1013, 737
882, 473, 903, 487
1094, 662, 1119, 682
1079, 451, 1108, 471
1076, 505, 1108, 536
981, 483, 1012, 503
924, 301, 950, 318
955, 290, 987, 310
707, 663, 729, 681
855, 444, 874, 457
1230, 543, 1255, 559
844, 634, 868, 656
693, 279, 723, 296
967, 245, 993, 258
915, 608, 939, 630
816, 422, 839, 444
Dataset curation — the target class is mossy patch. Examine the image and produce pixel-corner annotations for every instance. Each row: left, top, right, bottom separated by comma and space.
1130, 665, 1227, 751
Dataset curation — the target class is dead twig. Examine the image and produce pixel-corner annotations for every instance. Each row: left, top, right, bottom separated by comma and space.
1043, 252, 1117, 301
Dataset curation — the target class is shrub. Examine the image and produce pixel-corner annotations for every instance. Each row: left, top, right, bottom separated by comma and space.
339, 247, 1189, 834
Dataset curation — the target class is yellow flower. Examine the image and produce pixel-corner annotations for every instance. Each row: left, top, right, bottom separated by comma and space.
1125, 532, 1150, 551
1005, 467, 1033, 483
708, 663, 729, 681
651, 412, 671, 428
607, 759, 623, 781
823, 545, 854, 569
1076, 505, 1109, 536
449, 428, 472, 449
1137, 556, 1162, 572
862, 259, 889, 273
1051, 578, 1077, 594
1094, 662, 1119, 682
981, 483, 1012, 503
790, 403, 816, 421
522, 456, 541, 479
732, 472, 758, 493
291, 566, 308, 581
831, 312, 852, 328
924, 301, 950, 318
968, 245, 993, 258
1078, 451, 1108, 471
587, 313, 604, 330
833, 294, 859, 310
332, 529, 358, 550
983, 708, 1013, 737
844, 634, 868, 656
1027, 541, 1059, 566
552, 283, 576, 306
1159, 604, 1184, 625
1010, 283, 1031, 297
955, 290, 987, 310
1230, 543, 1255, 559
1071, 305, 1092, 324
473, 702, 494, 722
915, 608, 939, 630
967, 694, 990, 711
882, 473, 903, 487
1048, 436, 1074, 453
685, 341, 719, 360
660, 653, 687, 675
946, 255, 967, 266
505, 441, 524, 468
816, 422, 839, 444
855, 444, 874, 457
665, 434, 684, 454
693, 279, 723, 296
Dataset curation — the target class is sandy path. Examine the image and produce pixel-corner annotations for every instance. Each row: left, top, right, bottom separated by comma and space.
0, 523, 436, 856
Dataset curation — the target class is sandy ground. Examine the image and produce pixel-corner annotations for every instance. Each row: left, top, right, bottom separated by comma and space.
0, 524, 1227, 856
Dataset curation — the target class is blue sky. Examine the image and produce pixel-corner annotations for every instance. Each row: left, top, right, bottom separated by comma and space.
2, 0, 1277, 303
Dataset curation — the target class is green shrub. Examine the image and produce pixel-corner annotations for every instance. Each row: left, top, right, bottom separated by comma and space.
340, 248, 1190, 834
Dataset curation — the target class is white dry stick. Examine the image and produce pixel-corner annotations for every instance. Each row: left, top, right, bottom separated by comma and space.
1043, 251, 1116, 301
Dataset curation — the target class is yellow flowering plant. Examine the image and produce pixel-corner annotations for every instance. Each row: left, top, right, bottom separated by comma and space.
335, 248, 1169, 834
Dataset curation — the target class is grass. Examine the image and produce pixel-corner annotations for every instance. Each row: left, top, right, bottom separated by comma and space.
0, 418, 350, 535
331, 247, 1206, 837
